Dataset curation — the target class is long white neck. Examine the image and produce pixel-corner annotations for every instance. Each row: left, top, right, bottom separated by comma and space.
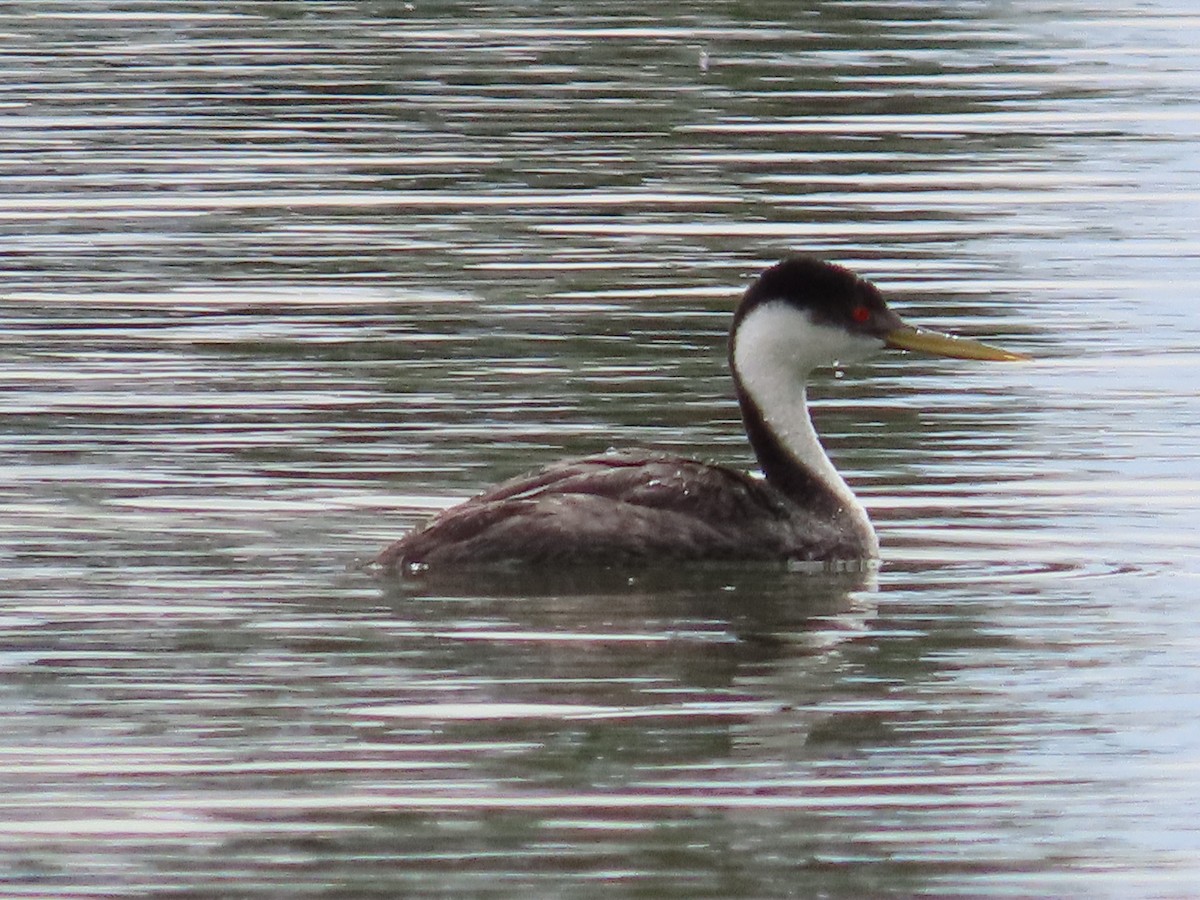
731, 302, 879, 552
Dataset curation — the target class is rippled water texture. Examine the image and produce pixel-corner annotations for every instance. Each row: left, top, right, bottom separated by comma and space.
3, 1, 1200, 896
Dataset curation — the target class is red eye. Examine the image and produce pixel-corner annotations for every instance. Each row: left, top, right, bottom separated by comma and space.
851, 306, 871, 324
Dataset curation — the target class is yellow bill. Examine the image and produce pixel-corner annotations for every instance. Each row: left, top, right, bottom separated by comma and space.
885, 325, 1030, 361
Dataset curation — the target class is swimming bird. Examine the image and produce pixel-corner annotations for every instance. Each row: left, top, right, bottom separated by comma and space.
376, 256, 1025, 573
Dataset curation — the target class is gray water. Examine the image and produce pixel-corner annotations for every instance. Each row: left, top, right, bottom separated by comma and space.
3, 1, 1200, 896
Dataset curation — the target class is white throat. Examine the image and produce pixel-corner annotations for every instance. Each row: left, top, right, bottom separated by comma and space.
732, 301, 881, 548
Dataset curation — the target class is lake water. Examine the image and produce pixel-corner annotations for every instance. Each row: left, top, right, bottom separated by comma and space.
3, 1, 1200, 896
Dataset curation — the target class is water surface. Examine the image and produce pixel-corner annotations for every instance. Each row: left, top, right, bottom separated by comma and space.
3, 1, 1200, 896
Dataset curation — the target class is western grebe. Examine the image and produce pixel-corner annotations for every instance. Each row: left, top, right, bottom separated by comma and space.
376, 256, 1026, 572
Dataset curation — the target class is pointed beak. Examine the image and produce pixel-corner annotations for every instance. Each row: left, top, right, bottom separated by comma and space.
884, 325, 1030, 361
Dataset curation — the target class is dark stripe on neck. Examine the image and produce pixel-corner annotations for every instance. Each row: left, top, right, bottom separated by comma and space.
730, 370, 846, 518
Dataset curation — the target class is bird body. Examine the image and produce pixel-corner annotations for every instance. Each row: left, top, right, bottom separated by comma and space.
376, 256, 1025, 574
375, 448, 870, 570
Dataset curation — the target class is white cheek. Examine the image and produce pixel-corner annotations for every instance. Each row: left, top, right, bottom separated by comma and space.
734, 302, 881, 379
